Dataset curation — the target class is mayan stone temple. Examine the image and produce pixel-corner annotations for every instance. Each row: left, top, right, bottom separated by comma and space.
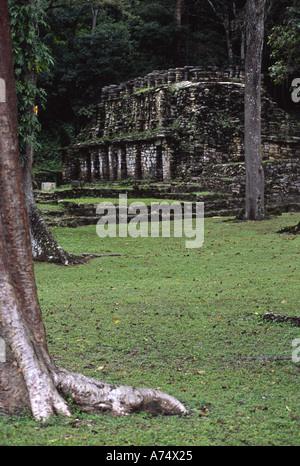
63, 66, 300, 209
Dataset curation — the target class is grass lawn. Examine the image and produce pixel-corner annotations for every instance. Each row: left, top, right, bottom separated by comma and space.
56, 197, 189, 205
0, 211, 299, 446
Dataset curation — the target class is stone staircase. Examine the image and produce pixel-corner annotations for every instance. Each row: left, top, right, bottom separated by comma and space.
36, 157, 300, 228
35, 184, 247, 228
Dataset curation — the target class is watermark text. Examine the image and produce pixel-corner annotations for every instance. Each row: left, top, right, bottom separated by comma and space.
0, 78, 6, 103
96, 195, 204, 248
291, 78, 300, 103
292, 338, 300, 363
0, 337, 6, 362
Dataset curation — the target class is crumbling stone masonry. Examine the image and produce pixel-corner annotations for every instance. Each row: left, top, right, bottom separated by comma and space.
64, 66, 300, 206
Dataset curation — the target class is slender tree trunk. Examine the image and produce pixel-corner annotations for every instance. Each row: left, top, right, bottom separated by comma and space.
244, 0, 266, 220
240, 28, 245, 65
222, 2, 233, 65
91, 5, 99, 32
21, 69, 64, 264
23, 146, 84, 265
174, 0, 184, 58
0, 0, 187, 421
22, 129, 86, 265
174, 0, 184, 27
232, 0, 246, 66
207, 0, 234, 65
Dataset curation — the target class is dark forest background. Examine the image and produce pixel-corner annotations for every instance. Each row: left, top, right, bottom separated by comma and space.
10, 0, 299, 169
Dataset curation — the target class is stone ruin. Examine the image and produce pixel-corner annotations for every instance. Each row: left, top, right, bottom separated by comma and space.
63, 66, 300, 210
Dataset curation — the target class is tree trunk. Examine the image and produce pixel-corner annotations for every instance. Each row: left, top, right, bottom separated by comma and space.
174, 0, 184, 27
91, 5, 99, 32
240, 28, 245, 65
174, 0, 184, 58
207, 0, 234, 65
0, 0, 187, 421
22, 135, 87, 265
22, 109, 117, 264
244, 0, 266, 220
222, 1, 233, 65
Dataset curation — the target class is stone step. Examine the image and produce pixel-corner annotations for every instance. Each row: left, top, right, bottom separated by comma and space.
40, 194, 245, 228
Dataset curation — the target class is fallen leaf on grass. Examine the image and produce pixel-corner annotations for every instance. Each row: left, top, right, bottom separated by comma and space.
198, 406, 211, 417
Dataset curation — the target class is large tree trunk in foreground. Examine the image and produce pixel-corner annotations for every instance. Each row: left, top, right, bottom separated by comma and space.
244, 0, 266, 220
0, 0, 187, 421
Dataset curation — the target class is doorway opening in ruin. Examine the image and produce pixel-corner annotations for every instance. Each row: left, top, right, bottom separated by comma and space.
121, 145, 127, 179
156, 145, 163, 181
135, 150, 142, 179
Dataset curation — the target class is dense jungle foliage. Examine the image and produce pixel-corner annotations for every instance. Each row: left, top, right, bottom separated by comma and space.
8, 0, 300, 169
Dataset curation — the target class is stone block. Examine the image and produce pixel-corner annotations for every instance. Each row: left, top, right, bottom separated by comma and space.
41, 182, 56, 191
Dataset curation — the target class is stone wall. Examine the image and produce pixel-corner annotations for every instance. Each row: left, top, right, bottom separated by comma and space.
64, 66, 300, 207
199, 158, 300, 205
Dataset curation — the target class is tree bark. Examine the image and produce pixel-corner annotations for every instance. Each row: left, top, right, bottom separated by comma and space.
0, 0, 187, 421
240, 28, 245, 65
244, 0, 266, 220
22, 136, 87, 265
222, 1, 233, 65
91, 5, 99, 32
174, 0, 184, 27
174, 0, 184, 58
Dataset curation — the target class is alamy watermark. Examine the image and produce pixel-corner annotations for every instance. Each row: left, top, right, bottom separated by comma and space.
292, 338, 300, 363
96, 194, 204, 249
0, 78, 6, 103
0, 337, 5, 363
291, 78, 300, 103
1, 336, 298, 363
1, 337, 299, 363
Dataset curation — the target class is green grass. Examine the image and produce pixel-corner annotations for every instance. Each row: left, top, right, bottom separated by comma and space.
61, 197, 188, 206
36, 203, 64, 212
0, 212, 299, 446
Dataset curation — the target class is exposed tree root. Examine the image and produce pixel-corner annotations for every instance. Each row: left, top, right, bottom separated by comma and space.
276, 221, 300, 235
1, 310, 188, 422
53, 367, 188, 418
21, 362, 188, 421
1, 287, 187, 421
263, 312, 300, 326
27, 202, 121, 265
